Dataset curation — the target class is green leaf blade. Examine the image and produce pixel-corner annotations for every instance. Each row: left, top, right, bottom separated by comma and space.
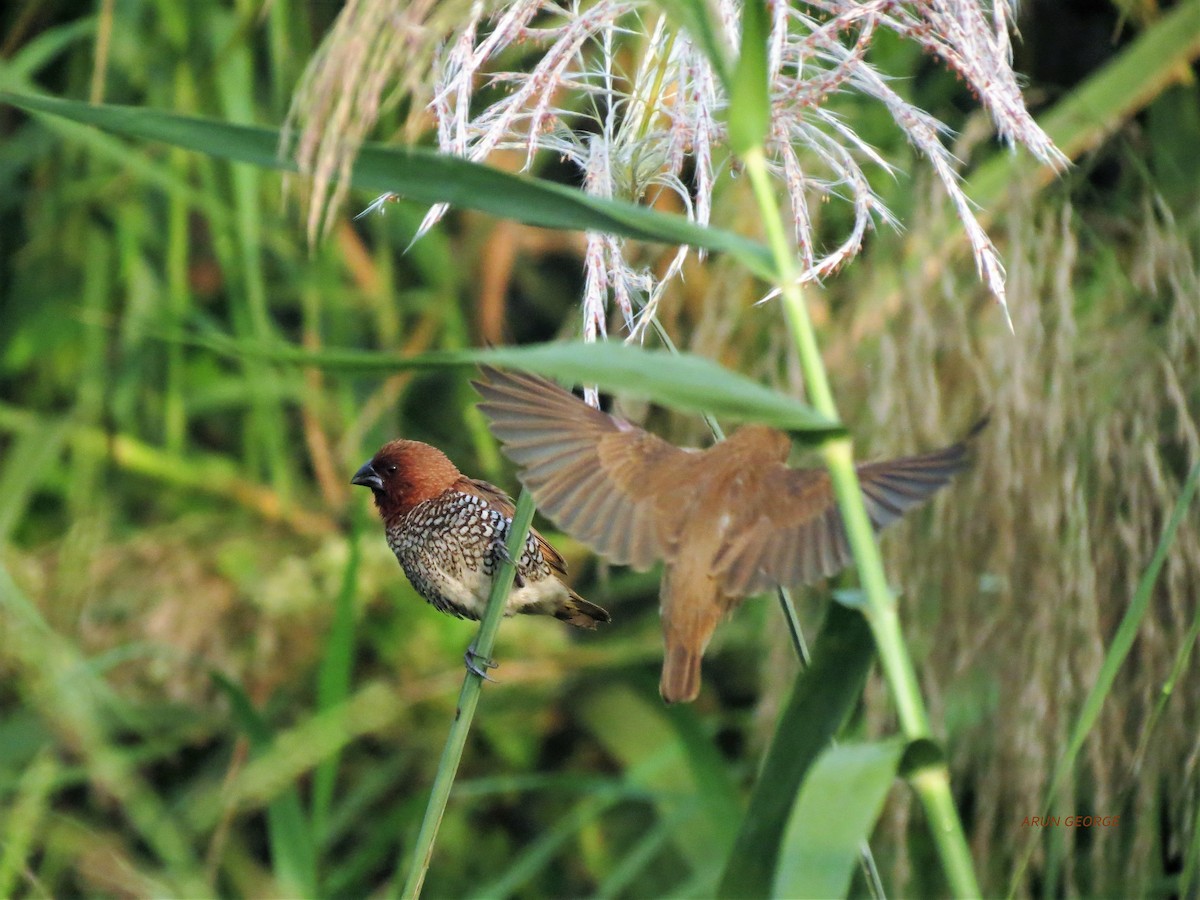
727, 0, 771, 155
476, 343, 839, 435
655, 0, 733, 89
0, 91, 774, 279
719, 603, 875, 897
182, 333, 842, 436
213, 674, 319, 899
773, 738, 909, 900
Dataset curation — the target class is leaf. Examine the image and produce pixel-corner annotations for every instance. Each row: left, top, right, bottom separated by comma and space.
213, 673, 318, 899
773, 738, 909, 900
311, 510, 364, 842
0, 91, 775, 280
0, 415, 71, 543
718, 603, 875, 897
478, 343, 840, 435
183, 335, 843, 436
1009, 464, 1199, 895
472, 793, 623, 900
578, 684, 741, 890
0, 564, 207, 895
727, 0, 770, 155
0, 750, 58, 899
655, 0, 733, 88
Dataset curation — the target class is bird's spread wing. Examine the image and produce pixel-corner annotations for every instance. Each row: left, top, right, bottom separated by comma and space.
475, 367, 688, 571
713, 427, 981, 596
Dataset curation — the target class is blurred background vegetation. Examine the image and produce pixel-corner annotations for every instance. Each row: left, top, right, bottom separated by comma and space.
2, 0, 1199, 897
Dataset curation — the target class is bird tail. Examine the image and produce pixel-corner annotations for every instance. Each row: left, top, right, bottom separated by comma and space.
660, 641, 703, 704
552, 588, 611, 630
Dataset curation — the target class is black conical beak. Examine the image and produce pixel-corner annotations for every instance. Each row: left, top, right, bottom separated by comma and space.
351, 460, 384, 491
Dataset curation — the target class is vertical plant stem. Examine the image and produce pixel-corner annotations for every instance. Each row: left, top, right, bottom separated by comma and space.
164, 142, 191, 456
741, 145, 977, 896
394, 489, 537, 900
311, 504, 364, 843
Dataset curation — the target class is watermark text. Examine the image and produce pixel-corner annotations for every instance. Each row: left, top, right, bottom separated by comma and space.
1021, 815, 1119, 828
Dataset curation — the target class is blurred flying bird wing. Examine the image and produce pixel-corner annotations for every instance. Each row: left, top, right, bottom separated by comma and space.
713, 426, 982, 596
475, 366, 689, 571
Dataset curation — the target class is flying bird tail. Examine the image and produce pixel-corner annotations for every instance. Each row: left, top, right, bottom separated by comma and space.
658, 566, 726, 703
660, 641, 704, 704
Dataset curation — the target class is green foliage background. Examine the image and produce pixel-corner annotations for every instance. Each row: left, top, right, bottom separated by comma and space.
2, 1, 1199, 897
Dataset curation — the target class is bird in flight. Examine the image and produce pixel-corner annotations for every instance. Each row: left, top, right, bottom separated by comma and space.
476, 366, 981, 703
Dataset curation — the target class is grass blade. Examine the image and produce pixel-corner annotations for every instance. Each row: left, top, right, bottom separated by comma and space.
773, 738, 909, 899
579, 684, 739, 890
1057, 460, 1200, 772
0, 91, 775, 279
0, 750, 59, 898
718, 603, 875, 897
182, 335, 842, 436
655, 0, 732, 88
727, 0, 770, 155
0, 565, 207, 895
472, 792, 623, 900
212, 673, 318, 898
969, 0, 1200, 204
0, 416, 70, 543
311, 508, 363, 842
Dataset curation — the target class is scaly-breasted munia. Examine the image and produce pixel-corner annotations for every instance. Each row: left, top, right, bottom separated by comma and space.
475, 366, 982, 703
351, 440, 609, 665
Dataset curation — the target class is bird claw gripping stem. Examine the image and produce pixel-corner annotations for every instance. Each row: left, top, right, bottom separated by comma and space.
493, 538, 525, 587
464, 642, 499, 681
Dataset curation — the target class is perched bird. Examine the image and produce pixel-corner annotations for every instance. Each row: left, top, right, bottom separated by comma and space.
476, 366, 983, 703
351, 440, 609, 670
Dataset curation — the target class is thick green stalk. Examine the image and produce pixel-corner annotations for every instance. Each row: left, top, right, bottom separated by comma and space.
741, 146, 978, 895
394, 489, 537, 899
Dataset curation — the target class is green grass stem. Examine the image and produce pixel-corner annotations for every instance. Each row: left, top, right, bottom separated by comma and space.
0, 750, 58, 898
394, 489, 536, 899
215, 674, 319, 897
312, 507, 364, 844
741, 144, 979, 896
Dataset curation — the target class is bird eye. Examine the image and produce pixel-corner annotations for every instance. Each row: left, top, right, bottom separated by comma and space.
386, 464, 398, 475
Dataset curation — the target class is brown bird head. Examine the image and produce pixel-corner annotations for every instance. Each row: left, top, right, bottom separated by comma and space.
351, 440, 462, 520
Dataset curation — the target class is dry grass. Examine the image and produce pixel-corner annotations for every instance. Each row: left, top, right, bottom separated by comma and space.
284, 0, 475, 243
851, 186, 1200, 894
